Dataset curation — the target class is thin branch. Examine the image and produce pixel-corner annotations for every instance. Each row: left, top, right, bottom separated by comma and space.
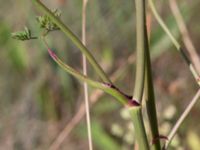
81, 0, 93, 149
163, 89, 200, 149
41, 38, 129, 105
148, 0, 179, 49
148, 0, 200, 86
32, 0, 112, 83
169, 0, 200, 75
48, 54, 136, 150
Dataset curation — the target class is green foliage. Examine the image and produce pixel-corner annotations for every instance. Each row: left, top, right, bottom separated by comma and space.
36, 9, 61, 33
11, 27, 37, 41
11, 9, 61, 41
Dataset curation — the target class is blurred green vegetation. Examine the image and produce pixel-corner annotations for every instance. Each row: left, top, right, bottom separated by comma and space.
0, 0, 200, 149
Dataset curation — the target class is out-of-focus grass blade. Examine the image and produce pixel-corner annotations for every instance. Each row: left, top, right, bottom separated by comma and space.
91, 120, 121, 150
77, 120, 121, 150
93, 97, 119, 115
0, 23, 29, 71
8, 42, 29, 71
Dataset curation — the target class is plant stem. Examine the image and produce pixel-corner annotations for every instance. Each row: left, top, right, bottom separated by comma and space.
81, 0, 93, 149
133, 0, 146, 102
163, 89, 200, 149
144, 29, 161, 150
42, 38, 130, 106
130, 0, 149, 149
32, 0, 111, 84
49, 53, 137, 150
128, 106, 149, 150
144, 5, 161, 149
148, 0, 200, 86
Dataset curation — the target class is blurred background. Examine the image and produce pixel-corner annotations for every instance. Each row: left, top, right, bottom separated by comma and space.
0, 0, 200, 149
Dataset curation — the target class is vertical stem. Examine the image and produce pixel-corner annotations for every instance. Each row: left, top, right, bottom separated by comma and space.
129, 107, 149, 150
133, 0, 146, 102
82, 0, 93, 150
144, 6, 161, 149
144, 28, 161, 149
130, 0, 149, 149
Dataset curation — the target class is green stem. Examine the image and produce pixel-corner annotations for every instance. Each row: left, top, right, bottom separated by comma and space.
42, 38, 129, 105
148, 0, 179, 49
144, 29, 161, 150
133, 0, 146, 102
130, 0, 149, 149
129, 106, 149, 150
148, 0, 200, 86
32, 0, 111, 84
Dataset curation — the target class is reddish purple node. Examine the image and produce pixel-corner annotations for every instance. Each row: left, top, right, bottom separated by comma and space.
127, 99, 140, 107
152, 135, 168, 144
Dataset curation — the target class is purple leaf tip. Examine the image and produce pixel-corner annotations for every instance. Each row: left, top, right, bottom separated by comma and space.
47, 47, 58, 60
